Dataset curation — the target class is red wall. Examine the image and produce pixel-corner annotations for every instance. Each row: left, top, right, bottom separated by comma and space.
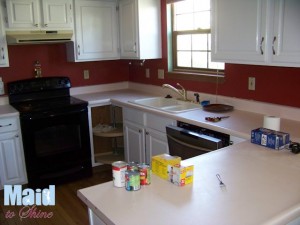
0, 0, 300, 109
0, 44, 129, 91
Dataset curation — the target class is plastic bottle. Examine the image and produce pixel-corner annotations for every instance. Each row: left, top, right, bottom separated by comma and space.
0, 77, 4, 95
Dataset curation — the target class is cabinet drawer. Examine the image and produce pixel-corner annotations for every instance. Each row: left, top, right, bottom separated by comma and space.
145, 113, 175, 133
0, 117, 18, 132
123, 107, 144, 125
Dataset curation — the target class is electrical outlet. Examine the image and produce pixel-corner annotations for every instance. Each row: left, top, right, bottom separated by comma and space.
158, 69, 164, 79
146, 68, 150, 78
84, 70, 89, 79
248, 77, 255, 90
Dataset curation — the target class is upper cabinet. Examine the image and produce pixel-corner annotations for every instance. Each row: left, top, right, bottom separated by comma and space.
5, 0, 73, 29
119, 0, 162, 59
67, 0, 119, 62
0, 5, 9, 67
211, 0, 300, 67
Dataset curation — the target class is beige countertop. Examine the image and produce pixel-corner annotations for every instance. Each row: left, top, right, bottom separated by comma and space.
74, 89, 300, 141
0, 104, 19, 118
78, 141, 300, 225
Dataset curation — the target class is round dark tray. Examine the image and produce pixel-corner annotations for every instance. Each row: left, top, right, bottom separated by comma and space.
203, 104, 234, 112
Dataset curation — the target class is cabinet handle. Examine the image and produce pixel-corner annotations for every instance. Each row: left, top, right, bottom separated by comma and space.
138, 129, 142, 133
77, 45, 80, 55
133, 42, 137, 53
0, 123, 12, 127
145, 131, 149, 135
1, 48, 4, 60
272, 36, 277, 55
15, 134, 19, 138
260, 37, 265, 55
34, 24, 38, 27
44, 24, 48, 27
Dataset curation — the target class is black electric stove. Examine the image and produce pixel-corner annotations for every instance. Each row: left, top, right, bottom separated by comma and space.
8, 77, 92, 188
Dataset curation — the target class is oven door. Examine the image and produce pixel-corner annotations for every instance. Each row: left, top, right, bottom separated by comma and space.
166, 125, 223, 160
20, 107, 92, 186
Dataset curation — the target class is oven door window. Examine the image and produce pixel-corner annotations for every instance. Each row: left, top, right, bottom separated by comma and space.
35, 124, 81, 157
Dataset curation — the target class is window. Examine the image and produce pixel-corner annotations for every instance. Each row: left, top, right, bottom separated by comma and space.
169, 0, 224, 76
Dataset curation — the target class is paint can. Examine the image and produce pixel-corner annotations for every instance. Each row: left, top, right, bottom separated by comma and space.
139, 163, 151, 185
125, 170, 141, 191
112, 161, 127, 187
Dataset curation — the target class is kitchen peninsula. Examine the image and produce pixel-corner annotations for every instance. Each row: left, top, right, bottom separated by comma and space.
78, 141, 300, 225
74, 86, 300, 225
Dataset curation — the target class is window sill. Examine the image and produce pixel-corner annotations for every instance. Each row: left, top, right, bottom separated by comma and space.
166, 71, 225, 83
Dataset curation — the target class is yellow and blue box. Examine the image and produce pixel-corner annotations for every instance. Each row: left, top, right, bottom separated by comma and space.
151, 154, 181, 180
167, 164, 194, 186
251, 127, 290, 150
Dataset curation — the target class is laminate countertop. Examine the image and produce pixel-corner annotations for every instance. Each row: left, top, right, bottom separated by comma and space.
78, 141, 300, 225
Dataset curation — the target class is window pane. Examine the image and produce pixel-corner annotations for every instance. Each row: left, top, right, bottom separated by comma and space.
177, 51, 191, 67
194, 11, 210, 29
192, 34, 208, 50
177, 35, 191, 50
192, 52, 208, 68
176, 14, 193, 31
194, 0, 210, 11
208, 53, 225, 70
208, 33, 211, 51
174, 0, 193, 14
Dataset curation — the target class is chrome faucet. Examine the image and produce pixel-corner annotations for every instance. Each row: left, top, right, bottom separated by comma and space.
162, 83, 188, 101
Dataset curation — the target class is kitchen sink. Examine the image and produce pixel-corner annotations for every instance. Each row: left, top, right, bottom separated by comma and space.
129, 97, 201, 113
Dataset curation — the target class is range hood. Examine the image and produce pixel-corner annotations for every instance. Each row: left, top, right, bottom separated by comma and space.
6, 30, 73, 44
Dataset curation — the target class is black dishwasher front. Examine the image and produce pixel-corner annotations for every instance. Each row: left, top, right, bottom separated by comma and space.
166, 121, 230, 160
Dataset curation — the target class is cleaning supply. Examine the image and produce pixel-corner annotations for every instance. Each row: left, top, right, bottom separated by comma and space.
0, 77, 4, 95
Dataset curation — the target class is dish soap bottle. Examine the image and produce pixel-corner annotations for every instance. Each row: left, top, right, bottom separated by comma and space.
0, 77, 4, 95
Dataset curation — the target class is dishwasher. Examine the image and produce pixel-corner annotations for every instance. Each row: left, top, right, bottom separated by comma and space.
166, 121, 230, 160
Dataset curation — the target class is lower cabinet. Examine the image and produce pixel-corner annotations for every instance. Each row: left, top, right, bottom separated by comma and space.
123, 107, 175, 164
0, 130, 27, 189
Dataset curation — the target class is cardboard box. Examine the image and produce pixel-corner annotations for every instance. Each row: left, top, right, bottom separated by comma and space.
167, 164, 194, 186
152, 154, 181, 180
251, 127, 290, 150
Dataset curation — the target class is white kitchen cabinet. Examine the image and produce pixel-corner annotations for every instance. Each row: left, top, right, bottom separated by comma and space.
5, 0, 73, 29
67, 0, 119, 62
0, 116, 27, 190
123, 107, 175, 164
271, 0, 300, 65
119, 0, 162, 59
0, 5, 9, 67
211, 0, 300, 67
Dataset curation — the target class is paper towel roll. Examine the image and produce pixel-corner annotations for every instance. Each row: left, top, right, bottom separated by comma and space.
263, 115, 281, 131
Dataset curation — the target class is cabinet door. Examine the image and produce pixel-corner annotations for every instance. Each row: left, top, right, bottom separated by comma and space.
124, 121, 145, 163
145, 128, 169, 165
74, 0, 119, 61
41, 0, 72, 28
6, 0, 40, 28
271, 0, 300, 66
0, 7, 9, 67
211, 0, 267, 64
0, 132, 27, 188
119, 0, 138, 58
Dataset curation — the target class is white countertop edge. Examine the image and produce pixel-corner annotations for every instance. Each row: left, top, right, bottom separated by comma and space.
262, 204, 300, 225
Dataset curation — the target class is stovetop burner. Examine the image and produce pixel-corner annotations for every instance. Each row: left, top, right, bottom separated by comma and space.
12, 96, 87, 113
8, 77, 88, 114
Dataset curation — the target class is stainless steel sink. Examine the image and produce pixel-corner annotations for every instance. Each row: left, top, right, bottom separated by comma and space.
129, 97, 201, 113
